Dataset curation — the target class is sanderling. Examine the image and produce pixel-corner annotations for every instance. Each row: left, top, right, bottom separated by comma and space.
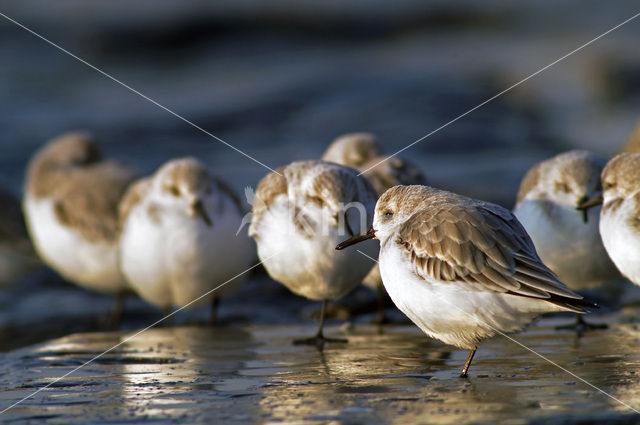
337, 185, 595, 377
249, 160, 378, 345
0, 186, 40, 285
323, 132, 427, 322
513, 150, 619, 291
118, 157, 253, 323
23, 131, 136, 323
579, 153, 640, 289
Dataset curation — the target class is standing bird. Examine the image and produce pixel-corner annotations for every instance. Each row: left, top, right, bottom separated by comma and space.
513, 150, 619, 290
23, 131, 135, 323
119, 158, 253, 324
579, 153, 640, 289
337, 185, 595, 377
249, 160, 378, 345
0, 186, 40, 285
322, 133, 427, 322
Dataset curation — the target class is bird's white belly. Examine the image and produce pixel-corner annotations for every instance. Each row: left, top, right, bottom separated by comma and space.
24, 195, 127, 293
600, 205, 640, 286
514, 199, 617, 289
379, 243, 565, 350
254, 199, 377, 301
120, 202, 253, 308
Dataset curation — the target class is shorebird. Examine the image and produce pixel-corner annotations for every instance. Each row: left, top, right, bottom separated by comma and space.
323, 132, 427, 322
513, 150, 619, 291
0, 186, 40, 285
249, 160, 378, 345
579, 153, 640, 289
23, 131, 135, 324
337, 185, 595, 377
118, 157, 253, 323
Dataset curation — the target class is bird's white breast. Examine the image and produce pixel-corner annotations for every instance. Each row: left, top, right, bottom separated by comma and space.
253, 194, 378, 301
119, 196, 253, 308
600, 199, 640, 286
378, 240, 566, 350
23, 195, 127, 293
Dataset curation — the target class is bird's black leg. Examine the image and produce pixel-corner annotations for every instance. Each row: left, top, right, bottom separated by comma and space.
556, 314, 607, 335
210, 295, 220, 326
294, 300, 348, 347
374, 284, 389, 328
460, 347, 477, 378
102, 290, 127, 329
163, 305, 173, 327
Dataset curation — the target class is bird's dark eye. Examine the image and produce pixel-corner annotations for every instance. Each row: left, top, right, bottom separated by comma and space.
384, 211, 393, 219
604, 181, 615, 190
169, 186, 180, 196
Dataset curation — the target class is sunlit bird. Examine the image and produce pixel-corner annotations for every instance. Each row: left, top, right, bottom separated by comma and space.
249, 160, 378, 346
579, 153, 640, 289
323, 132, 427, 322
337, 185, 595, 377
118, 157, 253, 323
23, 131, 136, 324
513, 150, 619, 292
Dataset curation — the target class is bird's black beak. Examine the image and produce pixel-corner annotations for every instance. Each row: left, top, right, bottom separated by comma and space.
577, 194, 603, 224
577, 194, 603, 211
336, 227, 375, 250
192, 199, 213, 227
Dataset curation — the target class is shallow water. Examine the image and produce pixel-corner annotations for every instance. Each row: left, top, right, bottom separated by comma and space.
1, 313, 639, 424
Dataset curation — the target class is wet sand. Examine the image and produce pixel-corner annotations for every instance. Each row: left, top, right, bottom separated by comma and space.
1, 311, 639, 424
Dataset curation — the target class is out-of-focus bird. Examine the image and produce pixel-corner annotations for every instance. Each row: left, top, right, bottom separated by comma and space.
580, 153, 640, 290
119, 157, 253, 324
513, 150, 619, 290
322, 132, 427, 322
249, 160, 378, 346
23, 131, 136, 324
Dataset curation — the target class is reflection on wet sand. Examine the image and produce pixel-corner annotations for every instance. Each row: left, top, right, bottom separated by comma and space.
1, 317, 639, 424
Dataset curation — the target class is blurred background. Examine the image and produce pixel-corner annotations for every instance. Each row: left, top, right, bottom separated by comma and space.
2, 0, 640, 206
1, 1, 640, 347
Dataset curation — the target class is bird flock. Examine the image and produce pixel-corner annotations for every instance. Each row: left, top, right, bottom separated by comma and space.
2, 128, 640, 377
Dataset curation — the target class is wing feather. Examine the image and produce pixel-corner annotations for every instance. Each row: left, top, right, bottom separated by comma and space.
397, 200, 593, 311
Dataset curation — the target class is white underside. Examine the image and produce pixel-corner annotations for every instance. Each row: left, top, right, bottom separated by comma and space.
23, 195, 127, 293
379, 241, 568, 350
600, 201, 640, 286
252, 196, 378, 301
514, 199, 618, 289
119, 197, 253, 308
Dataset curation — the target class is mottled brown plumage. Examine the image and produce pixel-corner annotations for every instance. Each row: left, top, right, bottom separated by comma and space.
379, 186, 591, 312
516, 150, 605, 205
322, 133, 382, 167
25, 131, 136, 243
322, 133, 427, 196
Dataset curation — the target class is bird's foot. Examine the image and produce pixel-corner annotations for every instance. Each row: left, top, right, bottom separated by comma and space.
555, 316, 607, 335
